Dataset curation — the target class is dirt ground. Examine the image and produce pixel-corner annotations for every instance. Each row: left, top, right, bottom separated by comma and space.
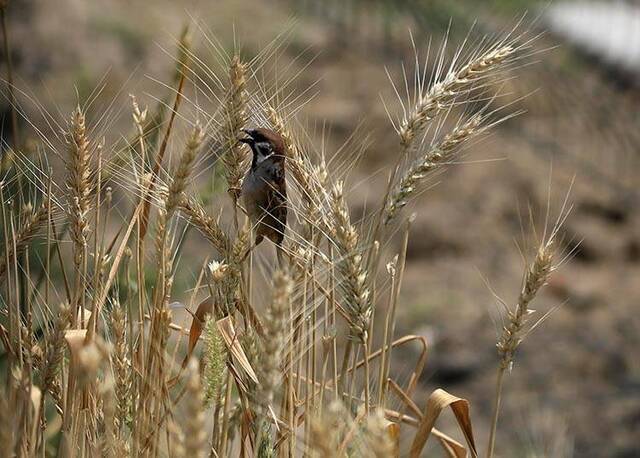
4, 1, 639, 456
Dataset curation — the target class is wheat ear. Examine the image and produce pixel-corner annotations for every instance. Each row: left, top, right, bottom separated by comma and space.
330, 181, 371, 343
487, 241, 556, 458
166, 122, 204, 216
399, 44, 515, 149
0, 200, 48, 281
386, 113, 485, 223
221, 55, 248, 204
179, 195, 231, 254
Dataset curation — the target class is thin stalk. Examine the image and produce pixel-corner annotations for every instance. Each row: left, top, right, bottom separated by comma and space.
487, 367, 505, 458
91, 148, 102, 309
0, 186, 12, 365
330, 246, 338, 402
346, 344, 360, 412
139, 59, 187, 240
219, 370, 233, 456
377, 268, 396, 406
380, 217, 411, 405
310, 227, 318, 416
366, 241, 380, 352
45, 176, 52, 309
303, 268, 310, 455
50, 220, 72, 304
1, 5, 19, 148
363, 341, 370, 415
10, 218, 22, 367
287, 286, 295, 457
338, 340, 353, 402
318, 243, 331, 410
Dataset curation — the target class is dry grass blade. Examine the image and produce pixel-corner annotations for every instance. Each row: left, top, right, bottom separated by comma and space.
182, 296, 215, 368
432, 429, 467, 458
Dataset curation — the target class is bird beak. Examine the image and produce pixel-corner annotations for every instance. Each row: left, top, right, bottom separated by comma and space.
239, 128, 255, 145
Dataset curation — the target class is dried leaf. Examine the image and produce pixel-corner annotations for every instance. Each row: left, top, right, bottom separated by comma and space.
217, 316, 258, 384
432, 428, 467, 458
409, 388, 477, 458
387, 378, 466, 457
188, 297, 215, 357
171, 296, 216, 372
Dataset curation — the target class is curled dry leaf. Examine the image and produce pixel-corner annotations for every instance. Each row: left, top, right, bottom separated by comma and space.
409, 388, 477, 458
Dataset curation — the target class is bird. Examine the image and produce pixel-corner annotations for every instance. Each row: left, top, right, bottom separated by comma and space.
239, 128, 288, 265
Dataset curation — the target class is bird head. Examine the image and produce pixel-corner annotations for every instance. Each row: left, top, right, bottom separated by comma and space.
239, 128, 286, 166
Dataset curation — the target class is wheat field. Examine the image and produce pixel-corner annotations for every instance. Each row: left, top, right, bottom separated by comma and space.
0, 3, 591, 457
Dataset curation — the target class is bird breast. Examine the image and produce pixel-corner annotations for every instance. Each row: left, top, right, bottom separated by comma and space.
241, 160, 285, 221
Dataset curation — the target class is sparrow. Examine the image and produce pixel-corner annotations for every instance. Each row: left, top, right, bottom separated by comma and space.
239, 128, 288, 263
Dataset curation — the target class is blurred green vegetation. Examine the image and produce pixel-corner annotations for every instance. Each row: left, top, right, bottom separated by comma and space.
91, 15, 148, 60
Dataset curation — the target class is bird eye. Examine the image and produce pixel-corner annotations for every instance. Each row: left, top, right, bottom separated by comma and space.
256, 142, 272, 156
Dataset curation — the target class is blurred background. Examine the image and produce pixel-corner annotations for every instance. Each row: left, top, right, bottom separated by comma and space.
2, 0, 639, 456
